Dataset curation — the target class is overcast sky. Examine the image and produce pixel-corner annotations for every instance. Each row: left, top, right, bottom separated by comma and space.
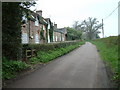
31, 0, 119, 37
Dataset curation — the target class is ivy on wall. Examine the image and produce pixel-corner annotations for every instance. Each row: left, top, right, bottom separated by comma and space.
40, 26, 45, 40
2, 2, 36, 60
2, 2, 22, 60
49, 25, 54, 42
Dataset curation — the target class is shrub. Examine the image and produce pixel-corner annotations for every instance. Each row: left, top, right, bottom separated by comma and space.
22, 41, 83, 60
29, 41, 85, 64
2, 57, 30, 79
94, 36, 118, 47
22, 41, 82, 52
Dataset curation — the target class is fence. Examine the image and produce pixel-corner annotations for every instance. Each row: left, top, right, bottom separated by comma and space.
25, 49, 36, 61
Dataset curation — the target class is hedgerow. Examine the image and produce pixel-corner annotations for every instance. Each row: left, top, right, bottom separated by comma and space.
3, 41, 85, 80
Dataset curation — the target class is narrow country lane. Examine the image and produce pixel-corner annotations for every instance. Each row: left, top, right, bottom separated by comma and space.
5, 42, 110, 88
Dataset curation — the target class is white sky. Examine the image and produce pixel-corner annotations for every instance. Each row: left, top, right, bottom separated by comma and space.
31, 0, 119, 37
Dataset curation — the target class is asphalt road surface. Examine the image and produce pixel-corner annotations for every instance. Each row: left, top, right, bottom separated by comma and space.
5, 42, 110, 88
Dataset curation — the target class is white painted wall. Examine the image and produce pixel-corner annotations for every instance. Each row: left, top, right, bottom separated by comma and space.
35, 17, 39, 26
35, 34, 40, 44
22, 33, 29, 44
47, 30, 50, 43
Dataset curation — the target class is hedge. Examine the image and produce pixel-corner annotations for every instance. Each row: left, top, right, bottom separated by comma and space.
22, 41, 82, 59
3, 40, 84, 79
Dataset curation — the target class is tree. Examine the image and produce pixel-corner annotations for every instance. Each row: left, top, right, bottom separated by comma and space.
81, 17, 102, 40
73, 21, 79, 30
66, 27, 82, 40
2, 2, 36, 60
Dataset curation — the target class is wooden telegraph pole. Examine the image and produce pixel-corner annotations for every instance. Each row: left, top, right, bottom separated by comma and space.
102, 19, 104, 38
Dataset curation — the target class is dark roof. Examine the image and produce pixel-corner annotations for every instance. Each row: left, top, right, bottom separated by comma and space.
27, 10, 47, 25
28, 15, 36, 21
45, 18, 52, 25
45, 18, 50, 21
27, 11, 36, 22
37, 15, 47, 25
54, 28, 67, 34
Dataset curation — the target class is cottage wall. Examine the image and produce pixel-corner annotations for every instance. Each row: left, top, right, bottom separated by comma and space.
35, 25, 41, 44
58, 33, 61, 41
53, 31, 56, 42
29, 20, 35, 44
21, 24, 29, 44
22, 10, 67, 44
53, 31, 67, 42
47, 29, 50, 43
61, 34, 65, 41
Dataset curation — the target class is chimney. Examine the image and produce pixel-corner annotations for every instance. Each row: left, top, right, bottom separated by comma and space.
36, 10, 42, 16
54, 24, 57, 29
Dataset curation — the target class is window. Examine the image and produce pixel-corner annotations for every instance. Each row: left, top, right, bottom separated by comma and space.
35, 34, 39, 44
22, 33, 28, 44
35, 17, 39, 26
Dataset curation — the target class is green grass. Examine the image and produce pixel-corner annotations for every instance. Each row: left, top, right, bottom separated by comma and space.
2, 57, 30, 79
91, 36, 119, 86
92, 41, 118, 72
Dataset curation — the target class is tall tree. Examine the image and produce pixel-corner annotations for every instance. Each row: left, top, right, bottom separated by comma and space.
2, 2, 36, 60
73, 21, 79, 30
81, 17, 102, 40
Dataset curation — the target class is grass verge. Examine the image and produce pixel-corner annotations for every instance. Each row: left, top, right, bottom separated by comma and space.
91, 37, 119, 87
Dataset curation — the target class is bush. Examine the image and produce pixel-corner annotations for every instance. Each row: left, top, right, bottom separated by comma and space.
22, 41, 81, 52
29, 41, 85, 64
22, 41, 83, 60
94, 36, 118, 47
2, 57, 30, 79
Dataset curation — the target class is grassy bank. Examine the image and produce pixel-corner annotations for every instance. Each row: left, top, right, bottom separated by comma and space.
3, 41, 85, 80
92, 36, 119, 87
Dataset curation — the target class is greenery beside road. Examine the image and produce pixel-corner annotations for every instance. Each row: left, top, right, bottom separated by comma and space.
66, 27, 82, 40
92, 36, 119, 86
29, 41, 84, 64
2, 41, 85, 80
2, 58, 30, 79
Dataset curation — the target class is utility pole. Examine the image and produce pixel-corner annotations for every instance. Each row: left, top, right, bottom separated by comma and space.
102, 19, 104, 38
118, 1, 120, 35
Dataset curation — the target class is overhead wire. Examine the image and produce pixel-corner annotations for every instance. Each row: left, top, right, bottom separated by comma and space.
101, 2, 120, 38
103, 3, 120, 20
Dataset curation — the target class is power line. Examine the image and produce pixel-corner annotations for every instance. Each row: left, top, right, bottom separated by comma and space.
103, 4, 120, 20
101, 2, 120, 38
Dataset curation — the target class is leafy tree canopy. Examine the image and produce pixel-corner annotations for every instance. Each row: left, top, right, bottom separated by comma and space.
72, 17, 102, 40
66, 27, 82, 40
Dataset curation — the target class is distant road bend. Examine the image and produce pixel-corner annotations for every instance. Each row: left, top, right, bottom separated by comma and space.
6, 42, 110, 88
